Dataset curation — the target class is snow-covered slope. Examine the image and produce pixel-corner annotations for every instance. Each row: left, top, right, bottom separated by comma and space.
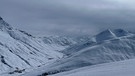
23, 29, 135, 76
42, 36, 76, 46
51, 59, 135, 76
0, 17, 65, 74
41, 35, 94, 52
41, 36, 77, 51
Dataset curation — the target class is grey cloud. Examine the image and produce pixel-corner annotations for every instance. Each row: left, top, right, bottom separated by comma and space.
0, 0, 135, 36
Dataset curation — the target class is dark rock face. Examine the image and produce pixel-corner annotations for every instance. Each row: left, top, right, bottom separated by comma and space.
0, 17, 3, 20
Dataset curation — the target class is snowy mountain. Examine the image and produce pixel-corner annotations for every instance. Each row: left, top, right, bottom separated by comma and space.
41, 36, 76, 52
41, 35, 94, 52
0, 16, 135, 76
42, 36, 76, 46
22, 29, 135, 76
0, 17, 66, 74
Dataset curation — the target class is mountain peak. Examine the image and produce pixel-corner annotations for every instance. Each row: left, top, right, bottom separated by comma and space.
0, 17, 13, 30
95, 29, 131, 42
95, 29, 116, 42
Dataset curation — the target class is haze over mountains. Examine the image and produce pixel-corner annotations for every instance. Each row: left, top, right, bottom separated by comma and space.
0, 17, 135, 76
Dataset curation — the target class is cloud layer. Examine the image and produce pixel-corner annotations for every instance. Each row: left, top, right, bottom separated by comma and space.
0, 0, 135, 36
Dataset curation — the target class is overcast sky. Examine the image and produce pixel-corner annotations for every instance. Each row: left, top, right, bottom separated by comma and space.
0, 0, 135, 36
